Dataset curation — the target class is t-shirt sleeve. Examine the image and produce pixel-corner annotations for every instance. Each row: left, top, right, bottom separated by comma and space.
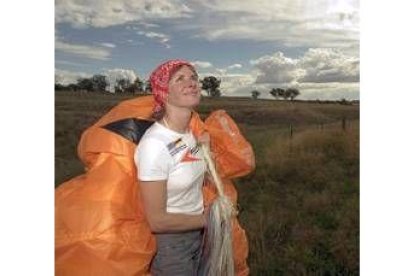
134, 137, 170, 181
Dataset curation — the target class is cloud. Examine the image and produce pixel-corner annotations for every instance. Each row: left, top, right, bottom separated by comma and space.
55, 39, 111, 60
55, 0, 192, 28
101, 43, 116, 48
189, 0, 359, 53
55, 69, 92, 85
137, 31, 170, 48
250, 51, 303, 83
199, 71, 256, 96
299, 48, 359, 83
104, 68, 137, 92
227, 63, 242, 70
251, 48, 359, 84
295, 82, 359, 100
192, 61, 213, 69
218, 73, 256, 96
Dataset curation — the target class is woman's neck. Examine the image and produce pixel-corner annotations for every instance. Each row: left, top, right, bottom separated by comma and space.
162, 107, 192, 134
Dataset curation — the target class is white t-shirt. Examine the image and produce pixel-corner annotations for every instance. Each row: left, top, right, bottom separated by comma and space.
134, 122, 206, 215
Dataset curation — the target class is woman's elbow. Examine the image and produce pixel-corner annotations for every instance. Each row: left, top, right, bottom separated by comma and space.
147, 216, 166, 233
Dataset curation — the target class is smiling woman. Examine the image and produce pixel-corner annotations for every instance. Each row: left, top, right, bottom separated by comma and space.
135, 60, 208, 274
55, 59, 255, 276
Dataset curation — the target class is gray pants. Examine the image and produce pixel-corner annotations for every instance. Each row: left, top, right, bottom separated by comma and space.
151, 230, 206, 276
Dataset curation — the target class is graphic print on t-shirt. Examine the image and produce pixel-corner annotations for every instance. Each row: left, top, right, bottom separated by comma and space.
166, 137, 201, 163
167, 138, 187, 156
180, 145, 201, 163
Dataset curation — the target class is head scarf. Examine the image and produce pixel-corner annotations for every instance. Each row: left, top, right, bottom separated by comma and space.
149, 59, 195, 113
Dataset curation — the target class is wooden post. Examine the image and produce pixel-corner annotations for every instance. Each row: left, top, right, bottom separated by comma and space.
290, 124, 293, 139
342, 117, 346, 131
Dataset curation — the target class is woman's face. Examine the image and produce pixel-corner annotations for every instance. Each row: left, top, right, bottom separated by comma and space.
166, 65, 201, 109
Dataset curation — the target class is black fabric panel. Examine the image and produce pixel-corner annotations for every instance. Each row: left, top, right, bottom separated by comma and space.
102, 118, 154, 145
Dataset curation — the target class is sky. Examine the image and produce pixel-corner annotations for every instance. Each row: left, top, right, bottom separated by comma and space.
55, 0, 359, 100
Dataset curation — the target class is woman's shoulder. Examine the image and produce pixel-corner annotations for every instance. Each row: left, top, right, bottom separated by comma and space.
138, 122, 175, 151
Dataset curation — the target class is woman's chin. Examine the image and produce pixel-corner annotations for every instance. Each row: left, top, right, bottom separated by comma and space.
186, 94, 201, 107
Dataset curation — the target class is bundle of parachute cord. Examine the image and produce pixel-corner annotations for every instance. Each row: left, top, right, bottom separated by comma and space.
200, 142, 238, 276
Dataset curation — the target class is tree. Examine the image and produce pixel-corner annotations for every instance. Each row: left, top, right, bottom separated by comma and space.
123, 77, 144, 94
55, 83, 66, 91
115, 78, 131, 93
144, 80, 152, 94
200, 76, 221, 97
91, 74, 108, 92
269, 88, 278, 99
67, 83, 79, 91
276, 88, 285, 99
131, 77, 144, 94
269, 88, 285, 100
285, 88, 300, 101
251, 90, 260, 99
76, 78, 94, 92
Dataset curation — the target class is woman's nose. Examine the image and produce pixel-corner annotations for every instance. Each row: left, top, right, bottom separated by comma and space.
184, 78, 197, 87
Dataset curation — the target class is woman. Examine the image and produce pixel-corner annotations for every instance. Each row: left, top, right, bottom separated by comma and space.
134, 59, 210, 275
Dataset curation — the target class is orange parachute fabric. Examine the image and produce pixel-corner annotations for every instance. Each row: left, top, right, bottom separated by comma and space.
55, 95, 255, 276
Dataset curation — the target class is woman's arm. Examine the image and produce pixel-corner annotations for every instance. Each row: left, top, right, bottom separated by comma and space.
139, 179, 207, 233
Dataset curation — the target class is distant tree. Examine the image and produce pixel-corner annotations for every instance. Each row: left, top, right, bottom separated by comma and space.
132, 77, 144, 94
201, 76, 221, 97
269, 88, 278, 99
339, 98, 351, 105
123, 77, 144, 94
67, 83, 79, 91
251, 90, 260, 99
269, 88, 285, 100
91, 74, 108, 92
144, 80, 152, 93
285, 88, 300, 101
276, 88, 285, 99
115, 78, 131, 93
55, 83, 66, 91
76, 78, 94, 92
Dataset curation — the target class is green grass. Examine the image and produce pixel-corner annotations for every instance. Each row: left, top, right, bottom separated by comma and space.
55, 90, 359, 274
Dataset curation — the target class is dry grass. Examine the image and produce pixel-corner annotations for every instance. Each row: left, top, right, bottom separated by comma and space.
236, 122, 359, 274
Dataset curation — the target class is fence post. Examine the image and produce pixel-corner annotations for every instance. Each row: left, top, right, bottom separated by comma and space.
342, 117, 346, 131
290, 123, 293, 139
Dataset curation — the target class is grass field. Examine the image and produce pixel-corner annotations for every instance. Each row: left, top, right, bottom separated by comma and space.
55, 90, 359, 275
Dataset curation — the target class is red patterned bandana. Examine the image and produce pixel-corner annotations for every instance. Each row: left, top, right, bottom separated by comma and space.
149, 59, 194, 113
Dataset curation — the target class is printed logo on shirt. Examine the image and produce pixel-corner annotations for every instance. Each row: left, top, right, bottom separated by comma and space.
180, 145, 202, 163
167, 138, 188, 156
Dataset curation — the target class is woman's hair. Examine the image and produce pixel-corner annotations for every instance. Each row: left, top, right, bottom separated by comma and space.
150, 64, 198, 121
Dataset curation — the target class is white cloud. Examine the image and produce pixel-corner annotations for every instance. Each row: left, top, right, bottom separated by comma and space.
219, 73, 256, 96
55, 0, 192, 28
296, 82, 359, 100
192, 61, 213, 69
101, 43, 116, 48
137, 31, 170, 47
227, 63, 242, 70
189, 0, 359, 53
55, 39, 111, 60
104, 68, 137, 92
199, 72, 256, 96
55, 69, 92, 85
251, 52, 302, 83
251, 48, 359, 84
299, 48, 359, 83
